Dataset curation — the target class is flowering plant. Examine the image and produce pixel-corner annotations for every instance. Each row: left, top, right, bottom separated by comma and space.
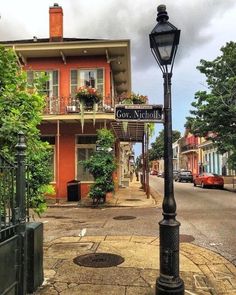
75, 86, 102, 132
76, 86, 101, 105
120, 92, 148, 104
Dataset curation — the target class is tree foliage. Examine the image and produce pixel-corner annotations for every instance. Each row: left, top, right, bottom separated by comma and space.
186, 41, 236, 169
135, 155, 142, 171
82, 129, 116, 203
149, 129, 181, 161
0, 46, 53, 215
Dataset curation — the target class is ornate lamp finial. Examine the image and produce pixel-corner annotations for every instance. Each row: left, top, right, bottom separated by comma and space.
157, 4, 169, 22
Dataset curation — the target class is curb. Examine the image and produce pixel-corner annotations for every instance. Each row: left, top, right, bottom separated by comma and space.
149, 187, 163, 208
37, 235, 236, 295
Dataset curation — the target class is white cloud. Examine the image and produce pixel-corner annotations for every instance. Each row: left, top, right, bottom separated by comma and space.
1, 0, 236, 152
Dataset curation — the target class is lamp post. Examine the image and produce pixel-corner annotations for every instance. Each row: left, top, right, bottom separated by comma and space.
149, 5, 184, 295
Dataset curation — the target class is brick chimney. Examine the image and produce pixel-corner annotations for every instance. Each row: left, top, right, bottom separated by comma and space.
49, 3, 63, 41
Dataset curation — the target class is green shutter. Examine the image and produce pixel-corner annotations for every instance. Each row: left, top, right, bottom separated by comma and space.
97, 68, 104, 97
71, 70, 78, 97
71, 70, 77, 84
52, 71, 59, 97
27, 71, 34, 86
53, 71, 58, 85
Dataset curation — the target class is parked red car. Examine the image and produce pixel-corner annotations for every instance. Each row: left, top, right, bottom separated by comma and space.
150, 170, 158, 175
193, 173, 224, 189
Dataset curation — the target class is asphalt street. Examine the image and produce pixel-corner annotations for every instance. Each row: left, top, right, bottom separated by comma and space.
38, 176, 236, 266
149, 175, 236, 266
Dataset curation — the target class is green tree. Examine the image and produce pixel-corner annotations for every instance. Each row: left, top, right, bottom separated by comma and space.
186, 41, 236, 170
135, 155, 142, 171
0, 46, 53, 215
149, 129, 181, 161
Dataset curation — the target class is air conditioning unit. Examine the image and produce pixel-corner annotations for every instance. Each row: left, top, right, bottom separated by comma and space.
67, 105, 77, 113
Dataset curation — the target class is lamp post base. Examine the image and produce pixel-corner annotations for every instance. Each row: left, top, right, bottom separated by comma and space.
156, 279, 184, 295
156, 217, 185, 295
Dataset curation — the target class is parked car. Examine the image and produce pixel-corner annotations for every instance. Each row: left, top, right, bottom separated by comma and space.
193, 173, 224, 189
157, 171, 164, 177
175, 170, 193, 182
150, 170, 158, 175
173, 170, 179, 178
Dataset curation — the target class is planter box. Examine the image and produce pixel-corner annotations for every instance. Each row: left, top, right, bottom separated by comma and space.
67, 105, 78, 113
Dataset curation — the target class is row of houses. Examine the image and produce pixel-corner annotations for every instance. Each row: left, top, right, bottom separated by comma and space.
153, 130, 235, 179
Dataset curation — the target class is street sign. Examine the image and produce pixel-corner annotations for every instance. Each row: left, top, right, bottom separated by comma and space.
96, 146, 113, 152
115, 104, 163, 122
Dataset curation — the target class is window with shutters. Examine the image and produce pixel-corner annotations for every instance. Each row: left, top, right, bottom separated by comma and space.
27, 70, 59, 113
70, 68, 104, 100
27, 70, 59, 97
76, 135, 97, 181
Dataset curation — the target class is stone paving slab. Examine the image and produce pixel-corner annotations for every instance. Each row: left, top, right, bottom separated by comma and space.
34, 235, 236, 295
37, 181, 236, 294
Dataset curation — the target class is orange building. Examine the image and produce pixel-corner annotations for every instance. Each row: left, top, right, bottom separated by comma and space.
181, 130, 200, 176
2, 4, 146, 200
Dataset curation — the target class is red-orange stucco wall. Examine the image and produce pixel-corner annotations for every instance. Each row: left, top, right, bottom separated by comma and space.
40, 122, 111, 199
184, 134, 199, 176
28, 56, 112, 199
24, 56, 111, 99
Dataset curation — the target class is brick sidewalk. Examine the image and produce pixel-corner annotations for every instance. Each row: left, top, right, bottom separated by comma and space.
35, 235, 236, 295
36, 180, 236, 294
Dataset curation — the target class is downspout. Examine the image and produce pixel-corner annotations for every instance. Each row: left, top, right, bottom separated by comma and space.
144, 127, 147, 194
142, 134, 145, 191
146, 124, 150, 198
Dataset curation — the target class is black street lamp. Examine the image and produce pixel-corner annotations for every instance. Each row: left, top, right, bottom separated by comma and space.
149, 5, 184, 295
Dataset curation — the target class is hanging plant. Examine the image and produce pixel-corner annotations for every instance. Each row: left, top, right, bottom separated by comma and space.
79, 100, 85, 133
93, 103, 98, 126
120, 92, 148, 105
76, 86, 102, 132
144, 123, 148, 134
122, 121, 128, 133
119, 92, 148, 134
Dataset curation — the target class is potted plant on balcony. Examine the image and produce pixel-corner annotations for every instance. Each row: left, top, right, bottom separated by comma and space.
119, 92, 148, 133
82, 128, 116, 205
76, 86, 102, 132
120, 92, 148, 105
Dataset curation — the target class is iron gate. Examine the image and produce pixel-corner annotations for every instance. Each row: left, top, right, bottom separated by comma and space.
0, 132, 27, 295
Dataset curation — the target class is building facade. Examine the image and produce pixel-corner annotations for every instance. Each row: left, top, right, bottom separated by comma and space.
2, 4, 146, 200
180, 130, 199, 176
172, 130, 235, 178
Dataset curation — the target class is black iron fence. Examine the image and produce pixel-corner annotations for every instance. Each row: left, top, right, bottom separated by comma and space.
0, 155, 17, 242
0, 133, 44, 295
0, 132, 28, 295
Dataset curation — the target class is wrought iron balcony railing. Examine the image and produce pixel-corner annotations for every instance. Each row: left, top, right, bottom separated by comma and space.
43, 96, 118, 115
181, 144, 198, 153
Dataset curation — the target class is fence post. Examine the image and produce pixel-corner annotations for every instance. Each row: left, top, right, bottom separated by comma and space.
16, 131, 26, 221
15, 131, 27, 295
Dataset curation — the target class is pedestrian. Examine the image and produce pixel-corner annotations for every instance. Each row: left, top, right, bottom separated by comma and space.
135, 168, 139, 181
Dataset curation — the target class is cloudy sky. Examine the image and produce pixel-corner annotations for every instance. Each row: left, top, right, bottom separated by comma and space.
1, 0, 236, 151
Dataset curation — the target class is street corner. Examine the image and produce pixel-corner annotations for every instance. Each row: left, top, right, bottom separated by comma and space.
37, 235, 236, 295
180, 243, 236, 294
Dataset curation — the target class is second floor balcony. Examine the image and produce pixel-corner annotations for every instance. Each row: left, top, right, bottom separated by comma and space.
43, 96, 120, 116
181, 144, 198, 154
